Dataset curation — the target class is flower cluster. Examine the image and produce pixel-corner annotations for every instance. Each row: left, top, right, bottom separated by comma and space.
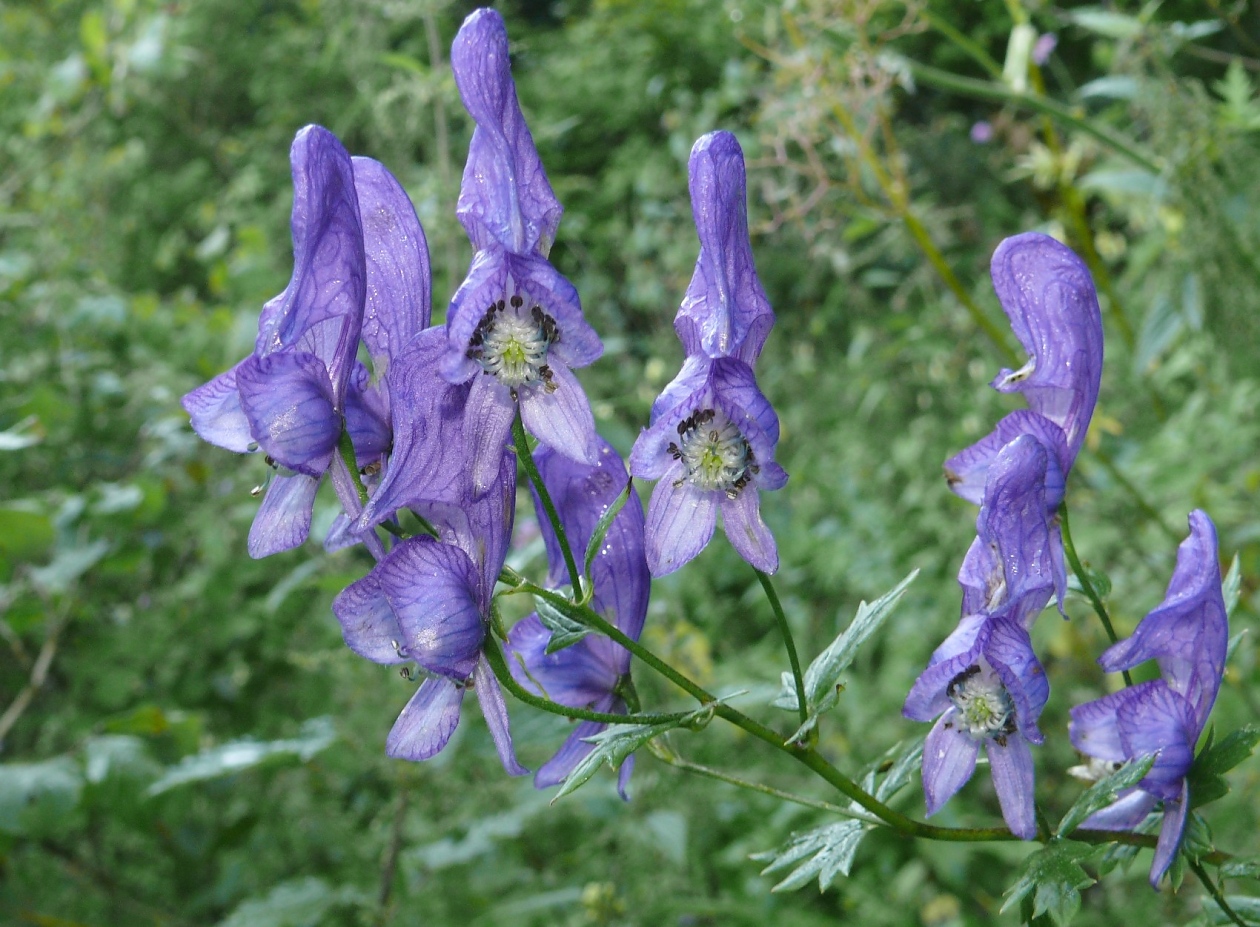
182, 10, 784, 787
907, 233, 1229, 885
182, 7, 1234, 887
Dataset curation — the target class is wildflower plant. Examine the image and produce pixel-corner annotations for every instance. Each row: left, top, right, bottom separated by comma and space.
175, 8, 1260, 924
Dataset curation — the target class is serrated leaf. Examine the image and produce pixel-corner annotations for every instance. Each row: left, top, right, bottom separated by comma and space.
874, 738, 924, 802
1222, 858, 1260, 880
147, 717, 335, 795
1223, 555, 1242, 618
1058, 754, 1155, 837
535, 594, 590, 654
553, 714, 692, 801
775, 570, 917, 723
1002, 843, 1097, 925
216, 877, 369, 927
1194, 725, 1260, 777
581, 475, 631, 598
1198, 897, 1260, 926
754, 820, 867, 892
0, 757, 83, 836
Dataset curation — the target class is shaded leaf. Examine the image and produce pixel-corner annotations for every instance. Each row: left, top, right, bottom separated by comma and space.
1058, 754, 1155, 837
216, 877, 368, 927
535, 593, 590, 654
147, 717, 335, 795
0, 757, 83, 836
1002, 842, 1097, 926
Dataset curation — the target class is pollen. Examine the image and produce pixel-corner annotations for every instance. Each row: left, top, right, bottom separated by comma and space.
946, 662, 1017, 740
669, 408, 757, 497
466, 294, 561, 388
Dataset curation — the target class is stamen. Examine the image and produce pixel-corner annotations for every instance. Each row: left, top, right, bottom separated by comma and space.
946, 662, 1017, 742
674, 408, 755, 496
465, 291, 562, 388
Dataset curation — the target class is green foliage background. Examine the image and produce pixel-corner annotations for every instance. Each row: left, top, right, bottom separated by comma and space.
1, 0, 1258, 924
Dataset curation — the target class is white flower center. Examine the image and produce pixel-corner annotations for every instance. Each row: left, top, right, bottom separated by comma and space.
946, 663, 1016, 742
467, 294, 559, 390
669, 409, 757, 497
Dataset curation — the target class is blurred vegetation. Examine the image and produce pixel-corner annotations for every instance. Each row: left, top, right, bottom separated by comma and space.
1, 0, 1258, 924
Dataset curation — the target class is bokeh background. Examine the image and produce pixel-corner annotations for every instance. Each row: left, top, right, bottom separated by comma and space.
1, 0, 1258, 924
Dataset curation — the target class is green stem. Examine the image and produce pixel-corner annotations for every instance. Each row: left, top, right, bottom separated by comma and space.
646, 739, 866, 821
1190, 858, 1248, 927
922, 10, 1003, 78
512, 411, 581, 592
502, 578, 1238, 858
338, 428, 370, 507
1089, 449, 1180, 544
905, 60, 1163, 174
756, 569, 809, 729
1059, 503, 1134, 687
482, 635, 691, 727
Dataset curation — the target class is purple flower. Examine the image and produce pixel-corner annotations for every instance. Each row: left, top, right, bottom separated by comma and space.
440, 9, 602, 495
507, 438, 649, 797
1032, 33, 1058, 66
945, 233, 1103, 510
970, 121, 994, 144
675, 131, 774, 365
332, 451, 528, 775
182, 126, 366, 557
630, 356, 787, 576
1068, 511, 1227, 887
904, 436, 1059, 839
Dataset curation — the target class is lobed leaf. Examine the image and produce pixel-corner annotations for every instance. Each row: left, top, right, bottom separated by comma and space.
1057, 754, 1156, 837
1002, 842, 1097, 927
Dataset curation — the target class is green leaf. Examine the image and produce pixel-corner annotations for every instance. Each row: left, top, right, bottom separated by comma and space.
581, 475, 632, 600
1194, 726, 1260, 777
1067, 9, 1143, 39
1222, 858, 1260, 880
535, 593, 590, 654
147, 717, 335, 795
1223, 555, 1242, 618
1058, 754, 1155, 837
216, 877, 369, 927
552, 712, 697, 801
1002, 842, 1097, 927
0, 505, 55, 563
1197, 896, 1260, 926
0, 757, 83, 837
750, 739, 922, 892
773, 570, 917, 737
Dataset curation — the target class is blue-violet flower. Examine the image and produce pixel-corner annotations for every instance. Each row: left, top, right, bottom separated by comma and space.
508, 438, 649, 797
1068, 510, 1227, 887
441, 8, 603, 495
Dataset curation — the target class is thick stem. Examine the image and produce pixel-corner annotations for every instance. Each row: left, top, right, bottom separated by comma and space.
512, 411, 581, 592
755, 569, 809, 729
1058, 503, 1133, 687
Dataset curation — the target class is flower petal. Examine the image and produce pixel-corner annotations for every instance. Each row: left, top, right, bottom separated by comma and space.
507, 615, 620, 706
386, 675, 464, 761
720, 488, 778, 573
332, 570, 406, 665
465, 371, 517, 498
247, 473, 319, 558
1150, 780, 1189, 888
903, 643, 981, 723
986, 735, 1037, 839
535, 718, 607, 790
451, 9, 562, 255
237, 351, 339, 475
922, 712, 980, 815
182, 360, 254, 453
944, 410, 1068, 509
519, 363, 598, 466
473, 655, 529, 776
255, 125, 365, 406
677, 131, 774, 364
984, 612, 1049, 744
352, 155, 430, 368
988, 232, 1103, 461
376, 537, 485, 678
1115, 681, 1196, 800
1098, 511, 1226, 728
1069, 687, 1135, 763
644, 465, 718, 577
344, 362, 391, 461
1080, 787, 1157, 831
